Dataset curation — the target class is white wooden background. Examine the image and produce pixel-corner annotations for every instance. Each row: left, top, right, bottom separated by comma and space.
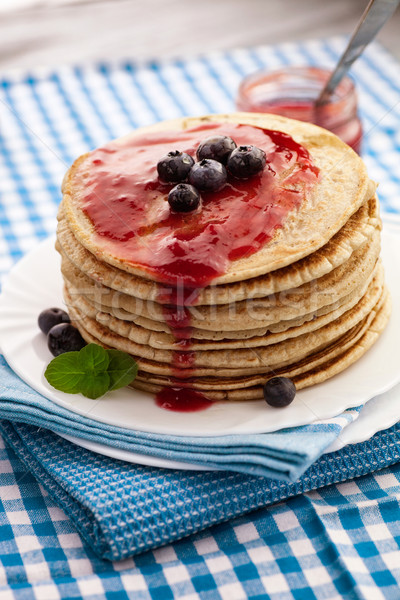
1, 0, 400, 72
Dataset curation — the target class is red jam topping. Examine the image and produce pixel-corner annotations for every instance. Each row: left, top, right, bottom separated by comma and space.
80, 122, 319, 288
79, 122, 319, 411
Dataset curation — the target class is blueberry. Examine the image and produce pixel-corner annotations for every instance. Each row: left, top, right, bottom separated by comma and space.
157, 150, 194, 183
263, 377, 296, 408
38, 307, 70, 335
196, 135, 237, 165
47, 323, 86, 357
168, 183, 201, 213
227, 145, 266, 179
188, 159, 227, 193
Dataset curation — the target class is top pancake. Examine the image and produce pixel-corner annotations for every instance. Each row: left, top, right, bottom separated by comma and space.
56, 195, 380, 305
61, 112, 374, 286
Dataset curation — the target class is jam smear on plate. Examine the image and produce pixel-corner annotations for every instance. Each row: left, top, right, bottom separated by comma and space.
155, 387, 214, 412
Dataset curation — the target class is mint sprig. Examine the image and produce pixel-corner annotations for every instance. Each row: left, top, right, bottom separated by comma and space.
44, 343, 138, 399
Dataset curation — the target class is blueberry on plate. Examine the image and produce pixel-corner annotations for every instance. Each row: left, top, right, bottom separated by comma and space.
227, 145, 266, 179
157, 150, 194, 183
168, 183, 201, 213
38, 307, 70, 335
47, 323, 86, 357
263, 377, 296, 408
196, 135, 237, 165
188, 159, 227, 193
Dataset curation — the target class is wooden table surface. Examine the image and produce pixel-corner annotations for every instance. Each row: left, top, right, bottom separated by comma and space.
1, 0, 400, 72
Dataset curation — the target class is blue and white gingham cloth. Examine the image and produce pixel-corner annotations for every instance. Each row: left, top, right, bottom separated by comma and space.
0, 356, 362, 482
2, 419, 400, 596
1, 36, 400, 597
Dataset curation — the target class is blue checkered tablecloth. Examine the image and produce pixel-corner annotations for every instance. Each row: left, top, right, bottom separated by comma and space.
1, 36, 400, 598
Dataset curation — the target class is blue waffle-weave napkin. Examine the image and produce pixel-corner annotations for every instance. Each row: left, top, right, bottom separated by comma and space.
2, 418, 400, 561
0, 355, 361, 481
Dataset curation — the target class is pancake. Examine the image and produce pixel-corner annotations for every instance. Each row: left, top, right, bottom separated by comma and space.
134, 289, 388, 391
132, 289, 390, 391
61, 226, 381, 331
60, 113, 374, 285
56, 195, 380, 305
63, 264, 383, 351
72, 289, 390, 400
66, 265, 383, 370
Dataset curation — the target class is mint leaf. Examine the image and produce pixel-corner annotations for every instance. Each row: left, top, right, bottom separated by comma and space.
44, 343, 138, 399
79, 371, 110, 400
44, 352, 87, 394
79, 343, 110, 373
107, 349, 139, 391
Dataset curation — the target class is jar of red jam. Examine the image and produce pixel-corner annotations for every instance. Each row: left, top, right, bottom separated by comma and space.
236, 66, 363, 154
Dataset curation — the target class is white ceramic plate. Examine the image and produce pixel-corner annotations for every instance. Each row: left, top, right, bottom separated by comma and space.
1, 232, 400, 443
57, 379, 400, 466
327, 382, 400, 453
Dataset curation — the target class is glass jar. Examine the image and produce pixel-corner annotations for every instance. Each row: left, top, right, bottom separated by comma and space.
236, 66, 363, 154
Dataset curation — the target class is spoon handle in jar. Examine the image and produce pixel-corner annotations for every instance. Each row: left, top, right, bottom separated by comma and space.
316, 0, 400, 105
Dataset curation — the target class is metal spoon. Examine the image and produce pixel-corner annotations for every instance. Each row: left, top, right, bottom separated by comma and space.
316, 0, 400, 106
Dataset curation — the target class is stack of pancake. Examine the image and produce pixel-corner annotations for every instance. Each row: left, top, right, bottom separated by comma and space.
56, 113, 390, 401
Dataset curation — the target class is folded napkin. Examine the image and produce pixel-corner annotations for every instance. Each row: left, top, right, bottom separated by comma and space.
1, 356, 361, 481
3, 418, 400, 561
